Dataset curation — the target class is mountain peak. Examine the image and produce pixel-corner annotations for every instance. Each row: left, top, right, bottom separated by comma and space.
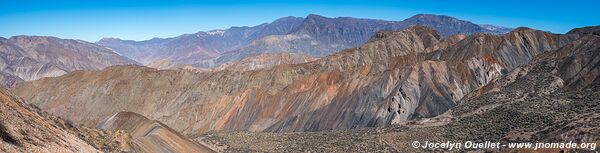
369, 25, 440, 44
508, 27, 537, 33
97, 37, 123, 43
401, 14, 502, 36
267, 16, 304, 28
305, 14, 328, 20
9, 35, 55, 40
407, 14, 456, 21
274, 16, 303, 21
567, 25, 600, 36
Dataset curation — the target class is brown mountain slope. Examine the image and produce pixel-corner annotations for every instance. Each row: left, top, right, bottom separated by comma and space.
0, 36, 138, 87
98, 111, 216, 153
98, 14, 508, 68
12, 26, 576, 136
213, 53, 319, 72
0, 87, 100, 152
145, 59, 210, 72
145, 53, 318, 72
0, 85, 208, 153
201, 30, 600, 153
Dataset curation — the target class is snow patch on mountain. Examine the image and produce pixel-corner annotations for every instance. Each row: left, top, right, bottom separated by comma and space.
207, 30, 226, 36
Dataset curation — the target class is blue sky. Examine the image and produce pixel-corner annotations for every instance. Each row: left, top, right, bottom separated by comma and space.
1, 0, 598, 42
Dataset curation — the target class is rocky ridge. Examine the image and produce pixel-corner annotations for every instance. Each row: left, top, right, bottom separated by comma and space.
193, 14, 512, 68
97, 14, 511, 69
12, 25, 574, 137
200, 27, 600, 153
0, 36, 137, 87
96, 16, 305, 64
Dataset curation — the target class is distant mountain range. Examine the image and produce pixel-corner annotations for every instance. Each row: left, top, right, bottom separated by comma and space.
15, 24, 586, 136
0, 14, 512, 87
96, 16, 305, 65
0, 36, 138, 87
97, 14, 512, 68
0, 11, 598, 152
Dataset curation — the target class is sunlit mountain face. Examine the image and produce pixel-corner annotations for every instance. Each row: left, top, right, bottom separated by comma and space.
1, 1, 598, 152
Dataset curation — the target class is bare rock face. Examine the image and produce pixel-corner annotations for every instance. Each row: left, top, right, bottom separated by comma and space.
98, 111, 216, 153
13, 26, 570, 136
0, 87, 100, 152
201, 29, 600, 153
0, 36, 137, 87
387, 34, 600, 152
0, 85, 195, 153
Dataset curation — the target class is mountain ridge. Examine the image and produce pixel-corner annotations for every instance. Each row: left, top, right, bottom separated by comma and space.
96, 16, 305, 64
0, 35, 138, 87
14, 25, 576, 136
98, 111, 216, 153
97, 14, 512, 69
192, 14, 513, 68
201, 33, 600, 152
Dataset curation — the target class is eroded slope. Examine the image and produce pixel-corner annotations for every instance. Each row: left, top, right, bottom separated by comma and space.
0, 87, 100, 152
13, 26, 575, 136
99, 111, 216, 153
200, 29, 600, 153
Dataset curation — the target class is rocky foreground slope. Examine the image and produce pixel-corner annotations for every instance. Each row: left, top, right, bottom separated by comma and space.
200, 29, 600, 153
0, 87, 101, 152
0, 36, 137, 87
0, 85, 214, 153
98, 111, 216, 153
13, 25, 578, 137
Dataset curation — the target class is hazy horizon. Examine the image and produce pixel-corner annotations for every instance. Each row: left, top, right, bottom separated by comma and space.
1, 0, 598, 42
